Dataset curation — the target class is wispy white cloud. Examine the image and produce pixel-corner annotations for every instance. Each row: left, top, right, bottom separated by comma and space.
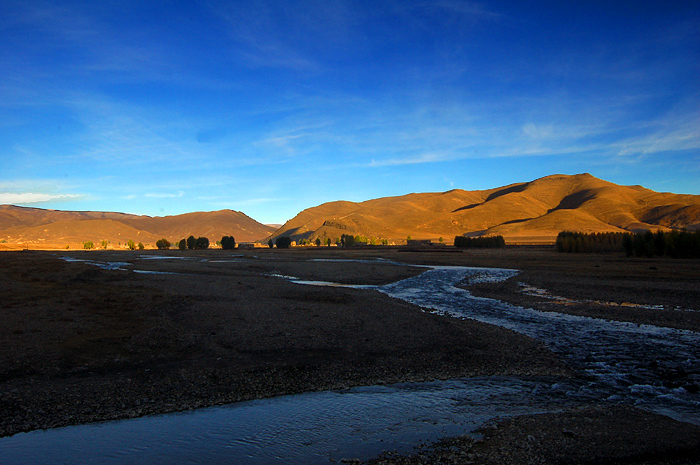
145, 191, 185, 199
368, 152, 454, 167
1, 1, 171, 80
205, 1, 328, 71
0, 192, 81, 204
522, 123, 554, 139
613, 108, 700, 157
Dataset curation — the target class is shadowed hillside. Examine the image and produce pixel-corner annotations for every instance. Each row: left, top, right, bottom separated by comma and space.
0, 207, 275, 249
267, 174, 700, 245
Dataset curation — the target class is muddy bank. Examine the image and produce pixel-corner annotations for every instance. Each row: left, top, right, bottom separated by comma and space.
0, 250, 566, 437
365, 405, 700, 465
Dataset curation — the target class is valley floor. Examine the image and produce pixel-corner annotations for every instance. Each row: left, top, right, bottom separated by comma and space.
1, 247, 699, 463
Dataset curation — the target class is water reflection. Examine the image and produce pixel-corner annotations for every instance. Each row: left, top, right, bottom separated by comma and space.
1, 377, 587, 465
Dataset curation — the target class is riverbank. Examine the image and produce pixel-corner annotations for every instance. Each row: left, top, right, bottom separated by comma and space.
365, 405, 700, 464
2, 247, 699, 463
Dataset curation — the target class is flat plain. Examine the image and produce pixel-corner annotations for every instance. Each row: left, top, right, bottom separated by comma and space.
1, 246, 699, 463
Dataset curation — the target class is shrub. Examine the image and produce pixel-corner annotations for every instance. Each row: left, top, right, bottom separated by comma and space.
268, 239, 274, 248
101, 240, 109, 249
220, 236, 236, 250
275, 236, 292, 249
137, 242, 145, 250
127, 239, 136, 250
178, 239, 186, 250
195, 237, 209, 250
83, 241, 94, 250
156, 238, 171, 250
186, 235, 196, 250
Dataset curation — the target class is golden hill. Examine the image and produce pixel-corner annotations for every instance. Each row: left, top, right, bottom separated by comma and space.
0, 206, 275, 249
268, 174, 700, 245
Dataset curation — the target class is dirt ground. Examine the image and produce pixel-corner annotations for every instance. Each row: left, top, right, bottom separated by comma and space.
1, 246, 699, 463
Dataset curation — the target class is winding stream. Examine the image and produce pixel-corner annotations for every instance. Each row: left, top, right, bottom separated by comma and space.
3, 262, 699, 464
380, 267, 700, 424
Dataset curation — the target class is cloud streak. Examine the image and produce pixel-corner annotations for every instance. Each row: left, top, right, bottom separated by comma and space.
0, 192, 81, 204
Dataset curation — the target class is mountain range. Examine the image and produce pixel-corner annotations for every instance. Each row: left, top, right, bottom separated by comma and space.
268, 173, 700, 245
0, 207, 275, 249
2, 174, 699, 249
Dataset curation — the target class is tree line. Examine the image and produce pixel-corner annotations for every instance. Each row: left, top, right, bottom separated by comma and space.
555, 231, 629, 254
159, 235, 238, 250
556, 230, 700, 258
453, 235, 505, 248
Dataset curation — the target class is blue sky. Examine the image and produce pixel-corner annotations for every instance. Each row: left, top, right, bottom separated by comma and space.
1, 1, 698, 224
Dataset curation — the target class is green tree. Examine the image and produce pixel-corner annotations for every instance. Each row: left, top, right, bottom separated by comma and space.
83, 241, 94, 250
186, 235, 196, 250
221, 236, 236, 250
156, 238, 171, 250
654, 230, 666, 256
101, 240, 109, 249
178, 239, 187, 250
315, 238, 321, 247
138, 242, 145, 250
340, 234, 355, 247
127, 239, 136, 250
195, 237, 209, 250
325, 238, 331, 247
354, 235, 368, 244
275, 236, 292, 248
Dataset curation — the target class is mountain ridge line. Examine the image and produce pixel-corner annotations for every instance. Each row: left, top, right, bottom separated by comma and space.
2, 173, 699, 248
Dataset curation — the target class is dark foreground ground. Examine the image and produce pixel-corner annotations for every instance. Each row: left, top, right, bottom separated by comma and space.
1, 247, 699, 463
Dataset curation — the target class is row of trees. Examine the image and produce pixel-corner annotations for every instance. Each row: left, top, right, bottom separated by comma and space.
340, 234, 389, 246
556, 230, 700, 258
267, 234, 391, 248
454, 235, 505, 248
102, 235, 234, 250
623, 230, 700, 258
175, 236, 210, 250
83, 240, 143, 250
556, 231, 629, 254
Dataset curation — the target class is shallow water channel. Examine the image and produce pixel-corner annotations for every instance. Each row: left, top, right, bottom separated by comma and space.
3, 263, 700, 464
